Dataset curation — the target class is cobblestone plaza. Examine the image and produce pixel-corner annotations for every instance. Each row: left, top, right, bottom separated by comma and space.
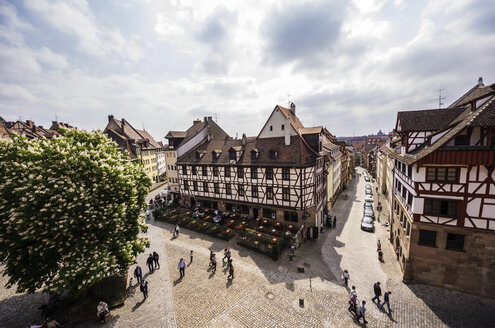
1, 168, 494, 327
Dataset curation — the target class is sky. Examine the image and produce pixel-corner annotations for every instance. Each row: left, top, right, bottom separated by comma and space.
1, 0, 494, 142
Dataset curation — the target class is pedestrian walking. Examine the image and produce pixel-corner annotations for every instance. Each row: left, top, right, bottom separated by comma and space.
349, 285, 357, 296
140, 280, 148, 299
153, 251, 160, 269
329, 216, 333, 228
356, 300, 368, 325
379, 291, 393, 313
227, 257, 233, 268
377, 240, 382, 251
378, 249, 384, 262
333, 216, 337, 228
342, 270, 350, 286
228, 264, 234, 279
222, 247, 229, 262
147, 254, 155, 273
396, 247, 400, 261
348, 292, 358, 315
190, 250, 194, 263
134, 265, 143, 284
371, 282, 382, 303
211, 254, 217, 273
209, 250, 214, 267
226, 248, 231, 264
178, 258, 186, 278
174, 224, 180, 237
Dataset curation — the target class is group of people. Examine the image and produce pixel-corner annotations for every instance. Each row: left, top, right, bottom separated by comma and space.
132, 250, 160, 301
324, 213, 337, 229
343, 270, 394, 325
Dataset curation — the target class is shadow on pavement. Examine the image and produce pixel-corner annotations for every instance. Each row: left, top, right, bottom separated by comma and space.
131, 299, 145, 312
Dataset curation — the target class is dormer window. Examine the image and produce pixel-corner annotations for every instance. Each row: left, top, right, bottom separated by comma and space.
212, 150, 222, 160
269, 150, 278, 160
251, 149, 259, 160
196, 150, 205, 160
229, 150, 236, 160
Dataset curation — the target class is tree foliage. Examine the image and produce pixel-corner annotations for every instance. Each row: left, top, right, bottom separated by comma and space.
0, 130, 151, 294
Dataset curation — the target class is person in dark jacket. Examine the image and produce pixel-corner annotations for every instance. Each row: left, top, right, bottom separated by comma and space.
146, 254, 154, 273
134, 265, 143, 284
379, 291, 393, 313
140, 280, 149, 299
371, 282, 382, 303
153, 251, 160, 269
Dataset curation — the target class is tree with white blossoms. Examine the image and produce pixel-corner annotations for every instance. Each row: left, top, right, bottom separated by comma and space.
0, 129, 151, 295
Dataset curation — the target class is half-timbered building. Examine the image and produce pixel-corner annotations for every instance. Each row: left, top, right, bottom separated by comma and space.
389, 78, 495, 298
177, 103, 332, 238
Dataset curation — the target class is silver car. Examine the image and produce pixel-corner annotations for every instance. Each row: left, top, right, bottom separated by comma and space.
364, 208, 375, 220
361, 216, 375, 232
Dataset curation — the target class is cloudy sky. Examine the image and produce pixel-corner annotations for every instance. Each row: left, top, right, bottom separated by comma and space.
1, 0, 494, 141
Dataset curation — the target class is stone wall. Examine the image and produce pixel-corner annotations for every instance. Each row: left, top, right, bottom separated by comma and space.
408, 222, 495, 298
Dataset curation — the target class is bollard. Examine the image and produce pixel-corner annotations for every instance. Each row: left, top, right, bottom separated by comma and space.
299, 298, 304, 307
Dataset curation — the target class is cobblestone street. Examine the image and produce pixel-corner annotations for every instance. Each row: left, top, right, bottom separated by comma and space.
1, 179, 494, 327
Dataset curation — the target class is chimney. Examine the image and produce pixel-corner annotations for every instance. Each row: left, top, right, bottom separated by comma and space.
26, 120, 34, 128
478, 77, 484, 86
121, 118, 125, 130
290, 102, 296, 114
108, 115, 114, 122
193, 119, 201, 125
242, 133, 247, 146
204, 116, 208, 123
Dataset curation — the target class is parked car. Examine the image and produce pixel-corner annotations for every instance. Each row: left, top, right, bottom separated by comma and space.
364, 194, 373, 202
364, 202, 373, 210
365, 184, 371, 189
361, 216, 375, 232
364, 176, 370, 182
364, 208, 375, 220
365, 189, 373, 195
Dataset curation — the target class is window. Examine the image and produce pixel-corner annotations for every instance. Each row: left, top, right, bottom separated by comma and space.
241, 205, 249, 215
263, 208, 276, 219
251, 151, 258, 160
424, 199, 458, 217
184, 180, 189, 189
213, 167, 219, 177
426, 167, 458, 182
251, 167, 258, 179
266, 187, 273, 200
225, 166, 231, 177
238, 167, 244, 178
192, 166, 197, 174
182, 165, 187, 175
252, 186, 258, 198
226, 184, 231, 195
284, 211, 298, 222
193, 181, 198, 191
281, 124, 285, 130
238, 184, 244, 196
282, 188, 290, 201
229, 150, 236, 160
269, 150, 278, 159
266, 167, 273, 180
270, 125, 273, 131
407, 165, 412, 178
418, 229, 437, 247
214, 183, 220, 194
203, 182, 209, 192
407, 191, 413, 206
446, 233, 465, 251
454, 134, 468, 146
282, 168, 290, 180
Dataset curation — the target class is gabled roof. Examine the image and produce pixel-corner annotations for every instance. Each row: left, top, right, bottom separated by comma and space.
277, 105, 304, 130
165, 131, 187, 139
396, 107, 466, 132
300, 126, 323, 134
448, 81, 495, 108
136, 129, 161, 148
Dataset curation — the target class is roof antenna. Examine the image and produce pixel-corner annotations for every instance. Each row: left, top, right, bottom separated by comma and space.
437, 88, 445, 109
55, 114, 59, 122
215, 113, 218, 122
142, 121, 145, 131
287, 94, 292, 108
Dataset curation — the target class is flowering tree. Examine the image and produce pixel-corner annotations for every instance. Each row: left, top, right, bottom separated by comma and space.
0, 130, 151, 294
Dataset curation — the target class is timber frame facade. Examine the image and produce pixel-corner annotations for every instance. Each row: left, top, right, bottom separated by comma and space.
389, 78, 495, 298
177, 104, 337, 239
